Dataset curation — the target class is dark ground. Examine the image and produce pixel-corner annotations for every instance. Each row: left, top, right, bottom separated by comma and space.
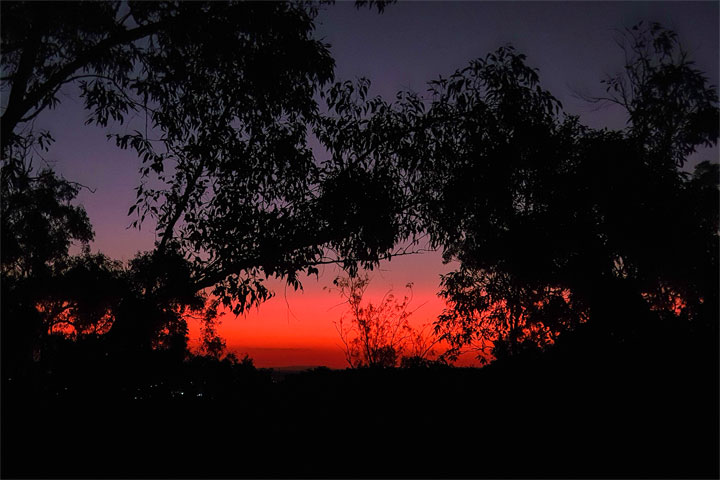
2, 324, 718, 479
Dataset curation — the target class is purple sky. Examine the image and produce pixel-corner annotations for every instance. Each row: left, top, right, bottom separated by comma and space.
19, 1, 717, 366
30, 1, 719, 294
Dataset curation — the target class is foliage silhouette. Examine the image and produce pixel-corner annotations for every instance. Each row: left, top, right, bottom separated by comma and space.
331, 274, 438, 368
1, 1, 390, 149
392, 27, 716, 359
1, 152, 94, 375
1, 1, 405, 369
1, 11, 717, 478
1, 1, 406, 321
319, 24, 717, 360
590, 21, 719, 168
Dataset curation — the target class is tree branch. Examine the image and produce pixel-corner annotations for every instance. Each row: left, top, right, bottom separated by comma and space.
157, 163, 204, 254
3, 18, 170, 149
1, 14, 44, 154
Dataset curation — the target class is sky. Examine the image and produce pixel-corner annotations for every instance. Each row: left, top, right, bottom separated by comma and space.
28, 1, 719, 368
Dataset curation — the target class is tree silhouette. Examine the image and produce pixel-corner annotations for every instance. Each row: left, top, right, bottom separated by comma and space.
1, 161, 93, 281
1, 11, 717, 478
103, 245, 204, 357
318, 26, 717, 359
331, 274, 438, 368
3, 5, 715, 367
1, 149, 94, 373
1, 1, 413, 368
590, 21, 719, 169
36, 253, 125, 338
414, 26, 718, 357
2, 1, 409, 322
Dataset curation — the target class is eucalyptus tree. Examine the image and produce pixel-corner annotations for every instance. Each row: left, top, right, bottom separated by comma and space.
3, 5, 714, 364
1, 1, 400, 325
417, 25, 719, 358
321, 24, 718, 360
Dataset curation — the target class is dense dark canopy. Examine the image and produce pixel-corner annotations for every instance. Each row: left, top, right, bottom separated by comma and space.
1, 3, 717, 367
1, 1, 403, 364
1, 5, 717, 478
319, 24, 717, 359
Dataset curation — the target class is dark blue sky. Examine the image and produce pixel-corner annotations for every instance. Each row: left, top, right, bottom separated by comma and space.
21, 1, 719, 366
317, 1, 718, 128
34, 1, 719, 267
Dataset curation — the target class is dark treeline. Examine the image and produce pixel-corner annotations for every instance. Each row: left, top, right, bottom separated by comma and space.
1, 1, 718, 478
3, 341, 716, 477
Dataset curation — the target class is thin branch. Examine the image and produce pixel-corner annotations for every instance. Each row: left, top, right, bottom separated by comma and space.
11, 19, 168, 135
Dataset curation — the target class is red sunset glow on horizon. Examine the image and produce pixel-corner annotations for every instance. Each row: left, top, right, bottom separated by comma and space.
29, 1, 716, 371
185, 253, 481, 368
4, 2, 716, 477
